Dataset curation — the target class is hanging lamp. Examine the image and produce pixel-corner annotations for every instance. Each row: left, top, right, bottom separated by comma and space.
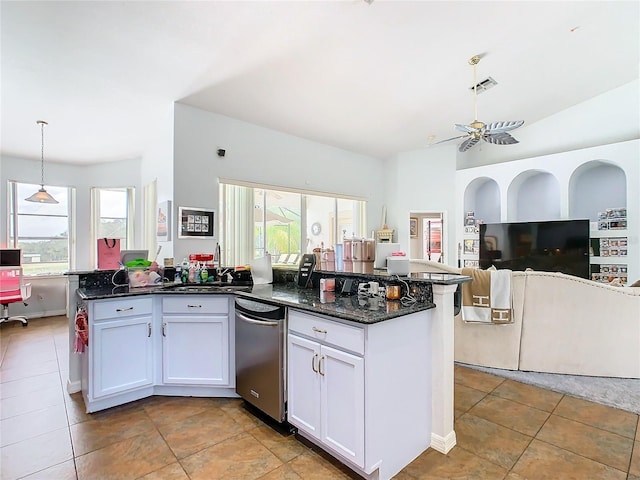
25, 120, 58, 204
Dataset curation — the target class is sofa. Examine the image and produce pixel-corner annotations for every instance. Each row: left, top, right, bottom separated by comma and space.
410, 259, 640, 379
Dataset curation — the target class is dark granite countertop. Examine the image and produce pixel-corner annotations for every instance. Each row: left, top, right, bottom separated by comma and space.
77, 282, 436, 325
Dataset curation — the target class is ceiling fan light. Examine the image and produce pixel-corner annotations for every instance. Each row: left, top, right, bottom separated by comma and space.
25, 186, 59, 204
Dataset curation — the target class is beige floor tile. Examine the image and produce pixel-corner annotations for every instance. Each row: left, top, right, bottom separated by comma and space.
250, 424, 308, 463
454, 384, 487, 413
492, 379, 563, 412
138, 462, 190, 480
256, 463, 303, 480
142, 395, 215, 427
454, 365, 505, 393
181, 431, 283, 480
20, 459, 78, 480
553, 394, 638, 439
468, 394, 550, 437
0, 371, 61, 399
454, 413, 532, 469
0, 402, 68, 447
286, 450, 353, 480
0, 358, 60, 383
536, 415, 633, 472
220, 401, 267, 430
158, 406, 245, 459
0, 346, 58, 370
401, 446, 508, 479
75, 429, 176, 480
0, 426, 73, 480
629, 441, 639, 477
0, 383, 64, 419
512, 439, 626, 480
70, 405, 157, 456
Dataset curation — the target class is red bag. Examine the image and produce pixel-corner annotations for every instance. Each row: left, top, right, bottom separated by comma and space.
97, 238, 121, 270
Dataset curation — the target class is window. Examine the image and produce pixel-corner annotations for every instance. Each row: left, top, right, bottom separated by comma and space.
91, 187, 135, 267
8, 181, 73, 275
219, 181, 366, 267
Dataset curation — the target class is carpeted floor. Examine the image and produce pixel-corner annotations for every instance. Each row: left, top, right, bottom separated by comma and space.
458, 362, 640, 415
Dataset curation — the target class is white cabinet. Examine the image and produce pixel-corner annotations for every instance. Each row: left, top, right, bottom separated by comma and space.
85, 297, 154, 401
161, 296, 230, 385
288, 311, 365, 468
287, 308, 433, 480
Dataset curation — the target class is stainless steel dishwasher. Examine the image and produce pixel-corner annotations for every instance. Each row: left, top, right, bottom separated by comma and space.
235, 297, 287, 423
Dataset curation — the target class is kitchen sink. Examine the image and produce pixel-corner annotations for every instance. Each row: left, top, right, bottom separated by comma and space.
163, 284, 252, 293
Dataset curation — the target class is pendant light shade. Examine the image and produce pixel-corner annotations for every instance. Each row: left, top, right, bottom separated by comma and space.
25, 120, 58, 204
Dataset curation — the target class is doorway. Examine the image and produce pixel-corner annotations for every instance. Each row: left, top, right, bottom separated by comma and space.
409, 212, 445, 263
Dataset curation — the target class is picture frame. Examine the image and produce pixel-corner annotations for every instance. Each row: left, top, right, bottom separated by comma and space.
409, 217, 418, 238
178, 206, 215, 239
156, 200, 171, 241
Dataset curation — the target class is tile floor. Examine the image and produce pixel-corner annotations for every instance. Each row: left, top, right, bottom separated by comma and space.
1, 315, 638, 480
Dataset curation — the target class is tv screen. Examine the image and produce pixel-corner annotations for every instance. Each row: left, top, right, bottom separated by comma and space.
479, 220, 590, 278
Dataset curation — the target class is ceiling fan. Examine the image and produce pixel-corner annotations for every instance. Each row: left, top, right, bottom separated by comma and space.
432, 55, 524, 153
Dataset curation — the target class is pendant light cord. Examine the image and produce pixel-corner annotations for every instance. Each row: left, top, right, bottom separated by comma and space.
40, 121, 45, 187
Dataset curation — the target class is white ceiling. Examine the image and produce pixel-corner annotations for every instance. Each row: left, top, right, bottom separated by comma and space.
1, 1, 638, 165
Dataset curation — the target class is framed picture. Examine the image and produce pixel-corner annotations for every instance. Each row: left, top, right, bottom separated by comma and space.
409, 217, 418, 238
178, 206, 215, 239
156, 200, 171, 241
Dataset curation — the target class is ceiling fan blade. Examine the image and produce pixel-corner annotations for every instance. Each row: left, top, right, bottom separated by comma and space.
484, 120, 524, 134
458, 136, 480, 152
429, 134, 469, 146
483, 131, 519, 145
455, 123, 478, 133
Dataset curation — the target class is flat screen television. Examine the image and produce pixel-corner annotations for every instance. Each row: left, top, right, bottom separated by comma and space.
479, 219, 590, 278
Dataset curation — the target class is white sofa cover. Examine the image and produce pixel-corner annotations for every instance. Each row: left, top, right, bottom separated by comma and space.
410, 259, 640, 378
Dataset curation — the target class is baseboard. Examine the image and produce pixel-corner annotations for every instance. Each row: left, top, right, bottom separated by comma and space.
431, 431, 457, 454
67, 379, 81, 394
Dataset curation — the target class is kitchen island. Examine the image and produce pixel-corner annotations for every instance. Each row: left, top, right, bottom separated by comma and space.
68, 270, 469, 480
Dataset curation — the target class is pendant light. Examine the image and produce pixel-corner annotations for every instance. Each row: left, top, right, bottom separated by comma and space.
25, 120, 58, 204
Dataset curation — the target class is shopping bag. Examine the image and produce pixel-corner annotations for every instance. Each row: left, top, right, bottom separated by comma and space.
97, 238, 121, 270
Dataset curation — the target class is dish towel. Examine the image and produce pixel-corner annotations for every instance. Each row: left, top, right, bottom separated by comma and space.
461, 267, 513, 324
74, 306, 88, 353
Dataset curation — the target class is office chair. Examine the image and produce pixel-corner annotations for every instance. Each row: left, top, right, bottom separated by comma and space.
0, 249, 31, 327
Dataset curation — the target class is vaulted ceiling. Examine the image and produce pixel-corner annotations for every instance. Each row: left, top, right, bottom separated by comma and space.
1, 1, 638, 165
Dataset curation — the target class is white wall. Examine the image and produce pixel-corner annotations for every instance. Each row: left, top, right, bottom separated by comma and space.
172, 103, 386, 263
140, 103, 175, 264
385, 144, 458, 265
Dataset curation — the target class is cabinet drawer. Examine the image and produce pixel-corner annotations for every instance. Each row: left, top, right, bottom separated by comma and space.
93, 297, 153, 320
162, 295, 229, 314
289, 310, 364, 355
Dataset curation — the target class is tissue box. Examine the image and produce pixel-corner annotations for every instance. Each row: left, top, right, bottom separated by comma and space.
386, 257, 409, 276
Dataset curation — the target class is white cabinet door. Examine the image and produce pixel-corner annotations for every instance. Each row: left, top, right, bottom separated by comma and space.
288, 333, 365, 468
320, 344, 365, 467
92, 316, 153, 398
287, 334, 321, 440
162, 315, 229, 385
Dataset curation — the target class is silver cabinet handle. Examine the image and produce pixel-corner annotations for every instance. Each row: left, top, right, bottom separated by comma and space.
311, 353, 319, 373
312, 326, 327, 334
187, 304, 202, 308
162, 322, 166, 337
116, 307, 134, 312
147, 323, 151, 337
318, 355, 325, 376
